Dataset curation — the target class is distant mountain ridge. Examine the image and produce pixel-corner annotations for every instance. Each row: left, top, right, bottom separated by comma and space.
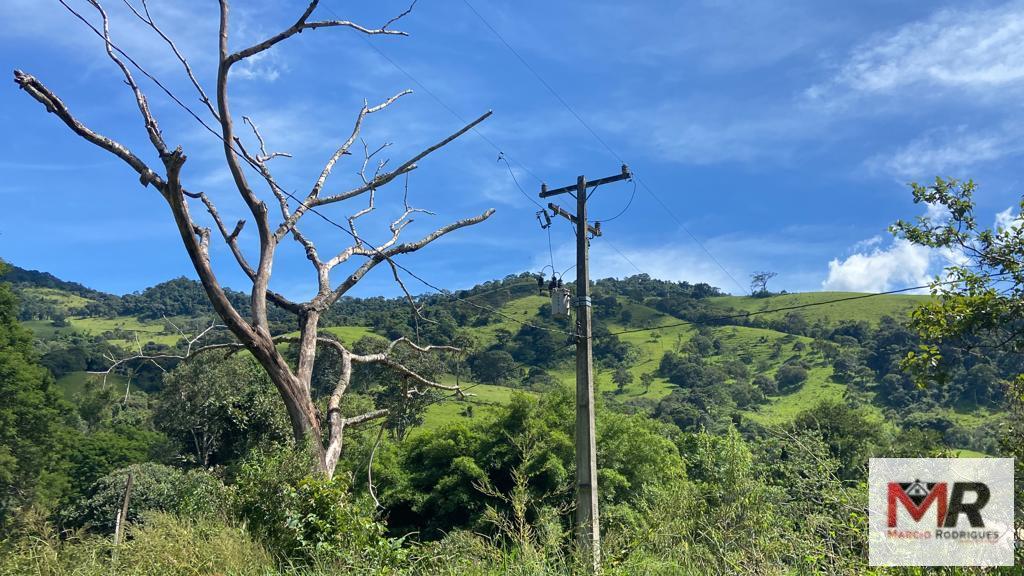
0, 262, 250, 321
0, 264, 116, 301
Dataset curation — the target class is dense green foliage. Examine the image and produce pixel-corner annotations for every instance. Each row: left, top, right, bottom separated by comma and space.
64, 462, 230, 532
155, 354, 290, 466
233, 445, 404, 564
0, 265, 74, 529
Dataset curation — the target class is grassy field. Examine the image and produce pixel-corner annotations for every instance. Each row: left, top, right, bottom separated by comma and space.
744, 367, 852, 424
320, 325, 377, 344
709, 292, 929, 325
414, 296, 911, 433
471, 295, 550, 347
950, 449, 989, 458
419, 377, 532, 430
22, 319, 67, 340
24, 314, 202, 347
54, 370, 129, 400
20, 286, 95, 309
275, 325, 377, 346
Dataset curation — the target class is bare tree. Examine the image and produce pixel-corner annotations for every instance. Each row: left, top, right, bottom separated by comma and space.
749, 271, 777, 297
14, 0, 494, 477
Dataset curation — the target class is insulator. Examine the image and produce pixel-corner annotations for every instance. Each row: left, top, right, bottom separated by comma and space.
535, 209, 552, 230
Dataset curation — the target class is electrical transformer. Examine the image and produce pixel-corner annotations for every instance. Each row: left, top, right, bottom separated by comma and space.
551, 286, 571, 318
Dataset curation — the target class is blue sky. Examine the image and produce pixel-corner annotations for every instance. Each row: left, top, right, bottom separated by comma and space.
1, 0, 1022, 299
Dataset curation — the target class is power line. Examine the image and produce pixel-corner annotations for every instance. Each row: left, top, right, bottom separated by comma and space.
593, 178, 637, 224
276, 186, 569, 337
498, 153, 544, 209
546, 225, 557, 277
64, 9, 569, 339
460, 0, 618, 161
459, 0, 748, 295
326, 2, 573, 295
347, 16, 547, 186
495, 153, 560, 275
602, 237, 644, 276
636, 176, 748, 295
391, 273, 1017, 428
58, 1, 226, 143
334, 2, 651, 296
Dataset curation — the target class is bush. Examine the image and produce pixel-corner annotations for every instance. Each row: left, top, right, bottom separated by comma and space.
774, 364, 808, 391
63, 462, 229, 532
233, 444, 405, 566
467, 350, 519, 384
752, 374, 777, 396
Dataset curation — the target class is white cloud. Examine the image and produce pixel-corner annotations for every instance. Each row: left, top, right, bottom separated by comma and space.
925, 201, 950, 223
851, 235, 882, 251
808, 1, 1024, 103
866, 125, 1024, 179
995, 206, 1022, 232
822, 239, 933, 293
233, 50, 286, 83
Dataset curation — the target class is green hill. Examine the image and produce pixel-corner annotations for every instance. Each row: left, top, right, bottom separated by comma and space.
709, 291, 929, 325
11, 270, 1009, 457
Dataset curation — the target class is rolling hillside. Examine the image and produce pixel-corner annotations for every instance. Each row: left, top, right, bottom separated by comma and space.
9, 266, 1004, 456
421, 292, 884, 430
708, 291, 930, 325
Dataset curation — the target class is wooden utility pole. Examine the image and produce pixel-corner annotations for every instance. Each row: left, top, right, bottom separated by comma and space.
540, 165, 631, 572
112, 471, 134, 563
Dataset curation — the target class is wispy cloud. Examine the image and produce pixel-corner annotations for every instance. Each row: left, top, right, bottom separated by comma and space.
585, 0, 835, 73
807, 1, 1024, 106
866, 124, 1024, 179
539, 240, 742, 292
1, 0, 217, 76
233, 50, 286, 83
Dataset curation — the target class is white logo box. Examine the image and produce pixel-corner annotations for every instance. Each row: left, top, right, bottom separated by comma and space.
868, 458, 1015, 566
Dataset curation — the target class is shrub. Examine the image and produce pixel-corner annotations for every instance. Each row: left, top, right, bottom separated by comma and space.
752, 374, 777, 396
233, 444, 405, 566
774, 364, 808, 391
63, 462, 229, 532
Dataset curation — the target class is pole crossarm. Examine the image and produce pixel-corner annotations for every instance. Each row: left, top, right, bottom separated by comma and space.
548, 203, 601, 237
539, 164, 630, 198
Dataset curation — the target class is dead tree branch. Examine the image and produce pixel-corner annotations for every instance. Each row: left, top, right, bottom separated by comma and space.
17, 0, 494, 479
88, 323, 238, 385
